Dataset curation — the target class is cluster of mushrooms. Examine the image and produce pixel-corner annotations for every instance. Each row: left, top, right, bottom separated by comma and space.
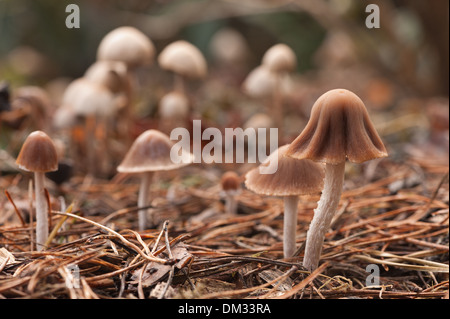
12, 26, 388, 271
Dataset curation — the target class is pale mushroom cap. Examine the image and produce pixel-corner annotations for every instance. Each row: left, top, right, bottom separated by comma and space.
97, 26, 155, 69
286, 89, 388, 164
84, 60, 128, 93
158, 91, 190, 119
209, 28, 249, 64
158, 40, 207, 78
117, 129, 194, 173
242, 65, 276, 98
62, 78, 118, 117
262, 43, 297, 73
221, 171, 241, 192
16, 131, 58, 172
245, 145, 325, 196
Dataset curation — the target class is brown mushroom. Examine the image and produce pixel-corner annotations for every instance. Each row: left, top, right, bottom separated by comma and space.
220, 171, 242, 215
286, 89, 388, 270
117, 129, 194, 230
16, 131, 58, 250
245, 145, 324, 258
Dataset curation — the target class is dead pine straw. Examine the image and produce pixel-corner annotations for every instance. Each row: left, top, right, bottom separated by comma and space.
0, 155, 449, 299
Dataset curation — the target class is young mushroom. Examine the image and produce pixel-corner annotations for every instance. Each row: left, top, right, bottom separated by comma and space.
16, 131, 58, 251
220, 171, 241, 215
117, 129, 194, 230
158, 40, 207, 94
285, 89, 388, 270
245, 145, 324, 258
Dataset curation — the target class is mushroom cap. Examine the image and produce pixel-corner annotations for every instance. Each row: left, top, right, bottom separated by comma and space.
158, 91, 190, 119
221, 171, 241, 192
262, 43, 297, 73
97, 26, 155, 69
286, 89, 388, 164
245, 145, 325, 197
61, 78, 119, 117
117, 129, 194, 173
16, 131, 58, 173
242, 65, 276, 98
158, 40, 207, 79
84, 60, 128, 94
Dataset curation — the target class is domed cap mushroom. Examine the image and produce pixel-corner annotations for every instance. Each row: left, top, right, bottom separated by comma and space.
117, 129, 194, 173
84, 60, 128, 94
245, 145, 324, 197
158, 91, 190, 120
242, 65, 276, 99
220, 171, 242, 215
245, 145, 324, 258
97, 26, 155, 69
158, 40, 207, 79
16, 130, 58, 173
262, 43, 297, 73
286, 88, 388, 164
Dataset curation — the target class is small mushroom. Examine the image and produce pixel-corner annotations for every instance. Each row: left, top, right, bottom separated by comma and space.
16, 131, 58, 250
220, 171, 242, 215
261, 43, 297, 142
158, 40, 207, 94
117, 129, 194, 230
286, 89, 388, 270
158, 90, 190, 134
245, 145, 324, 258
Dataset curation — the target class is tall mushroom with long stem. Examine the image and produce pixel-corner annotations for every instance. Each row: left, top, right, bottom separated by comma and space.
16, 131, 58, 251
117, 129, 194, 231
286, 89, 388, 270
245, 145, 324, 258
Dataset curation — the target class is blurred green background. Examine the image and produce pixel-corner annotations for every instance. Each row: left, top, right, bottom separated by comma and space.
1, 0, 448, 97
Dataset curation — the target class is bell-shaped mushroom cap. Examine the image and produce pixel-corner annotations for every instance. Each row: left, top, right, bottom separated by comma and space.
245, 145, 324, 197
221, 171, 241, 192
262, 44, 297, 73
16, 131, 58, 173
286, 89, 388, 164
117, 129, 194, 173
158, 91, 190, 119
97, 26, 155, 69
158, 40, 207, 79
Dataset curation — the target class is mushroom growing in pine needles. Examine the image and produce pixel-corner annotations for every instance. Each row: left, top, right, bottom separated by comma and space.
285, 89, 388, 270
220, 171, 242, 215
16, 130, 58, 251
245, 145, 324, 258
117, 129, 194, 230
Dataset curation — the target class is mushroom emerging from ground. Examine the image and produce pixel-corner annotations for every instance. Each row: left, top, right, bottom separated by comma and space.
286, 89, 388, 270
220, 171, 241, 215
16, 131, 58, 251
158, 40, 207, 94
117, 129, 194, 230
245, 145, 324, 258
158, 90, 190, 134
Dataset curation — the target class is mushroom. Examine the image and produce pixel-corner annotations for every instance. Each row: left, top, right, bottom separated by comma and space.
97, 26, 155, 70
285, 89, 388, 270
261, 43, 297, 142
158, 40, 207, 94
158, 90, 190, 134
220, 171, 242, 215
97, 26, 156, 145
245, 145, 324, 258
15, 131, 58, 250
117, 129, 194, 230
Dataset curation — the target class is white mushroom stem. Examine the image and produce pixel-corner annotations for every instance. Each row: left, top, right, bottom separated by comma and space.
138, 172, 153, 231
303, 162, 345, 271
34, 172, 48, 251
283, 195, 299, 258
174, 74, 185, 95
224, 192, 238, 215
